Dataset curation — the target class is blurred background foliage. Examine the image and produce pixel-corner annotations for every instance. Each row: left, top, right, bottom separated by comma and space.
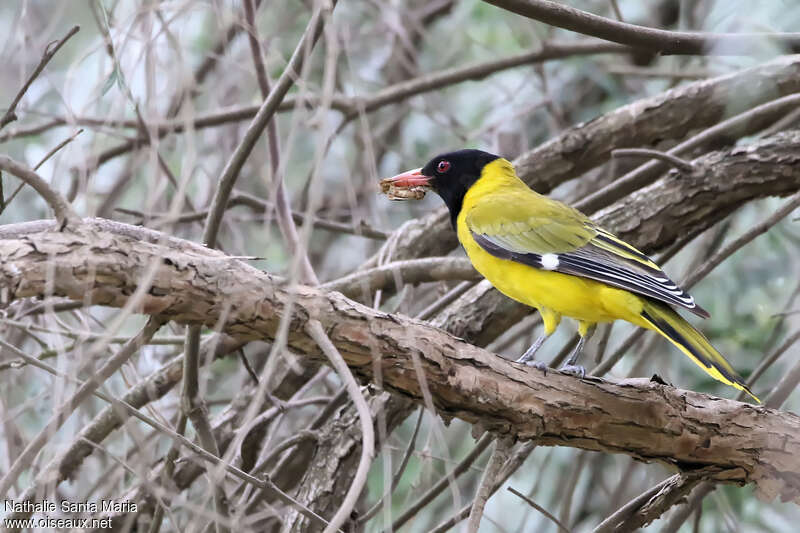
1, 0, 799, 531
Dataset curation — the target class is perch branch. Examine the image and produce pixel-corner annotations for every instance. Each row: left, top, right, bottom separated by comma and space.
3, 216, 800, 503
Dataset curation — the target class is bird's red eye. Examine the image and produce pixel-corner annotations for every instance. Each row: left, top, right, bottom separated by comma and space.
437, 160, 450, 173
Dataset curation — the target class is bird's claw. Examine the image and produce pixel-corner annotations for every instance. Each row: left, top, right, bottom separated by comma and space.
515, 353, 534, 364
527, 360, 548, 375
559, 364, 586, 379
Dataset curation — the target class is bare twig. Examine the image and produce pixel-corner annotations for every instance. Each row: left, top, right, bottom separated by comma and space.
148, 414, 187, 533
177, 5, 334, 526
483, 0, 800, 55
4, 333, 243, 519
0, 317, 163, 497
358, 407, 424, 524
592, 475, 685, 533
739, 329, 800, 399
0, 336, 331, 529
252, 429, 319, 468
322, 257, 479, 297
53, 39, 628, 179
34, 129, 84, 171
578, 93, 800, 213
353, 40, 627, 115
606, 65, 709, 80
415, 280, 476, 320
306, 319, 374, 533
115, 192, 388, 239
682, 191, 800, 289
0, 25, 80, 130
559, 450, 589, 528
243, 0, 316, 284
0, 155, 80, 227
165, 1, 262, 117
658, 483, 716, 533
181, 324, 229, 531
0, 119, 63, 143
202, 1, 333, 251
765, 354, 800, 409
507, 486, 572, 533
607, 0, 623, 22
611, 148, 695, 173
1, 128, 83, 215
430, 442, 537, 533
389, 434, 494, 532
467, 438, 511, 532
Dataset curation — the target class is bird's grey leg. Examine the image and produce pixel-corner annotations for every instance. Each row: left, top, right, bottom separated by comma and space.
516, 335, 545, 363
560, 325, 597, 378
515, 335, 549, 373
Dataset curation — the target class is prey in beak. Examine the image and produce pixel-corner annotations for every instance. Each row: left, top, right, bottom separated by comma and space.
380, 168, 431, 201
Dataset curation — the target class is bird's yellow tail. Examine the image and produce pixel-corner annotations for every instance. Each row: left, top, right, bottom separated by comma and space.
639, 300, 759, 403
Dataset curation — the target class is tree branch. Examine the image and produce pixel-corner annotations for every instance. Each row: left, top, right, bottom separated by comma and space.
306, 320, 374, 533
321, 257, 479, 298
483, 0, 800, 55
0, 25, 80, 130
0, 317, 162, 497
202, 1, 333, 249
3, 212, 800, 504
0, 155, 81, 228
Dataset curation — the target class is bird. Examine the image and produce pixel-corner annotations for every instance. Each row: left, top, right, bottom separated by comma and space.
381, 148, 758, 402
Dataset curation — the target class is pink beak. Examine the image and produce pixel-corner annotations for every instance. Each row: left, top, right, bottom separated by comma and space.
381, 168, 431, 188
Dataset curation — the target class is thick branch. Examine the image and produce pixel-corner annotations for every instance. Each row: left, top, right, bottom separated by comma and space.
595, 130, 800, 250
2, 225, 800, 503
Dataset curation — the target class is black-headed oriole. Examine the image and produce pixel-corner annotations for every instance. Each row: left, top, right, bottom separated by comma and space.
382, 149, 757, 402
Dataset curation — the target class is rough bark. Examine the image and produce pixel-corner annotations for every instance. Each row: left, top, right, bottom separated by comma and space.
282, 393, 414, 532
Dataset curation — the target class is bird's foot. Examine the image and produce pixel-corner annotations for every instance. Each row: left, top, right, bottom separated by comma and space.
527, 360, 548, 375
515, 352, 535, 365
559, 364, 586, 379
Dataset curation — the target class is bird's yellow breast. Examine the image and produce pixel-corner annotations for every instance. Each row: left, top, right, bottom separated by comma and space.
456, 163, 646, 326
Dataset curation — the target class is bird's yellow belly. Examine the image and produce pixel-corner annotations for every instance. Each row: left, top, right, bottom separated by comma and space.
460, 234, 644, 325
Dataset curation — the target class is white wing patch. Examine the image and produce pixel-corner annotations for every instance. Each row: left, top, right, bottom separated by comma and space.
541, 253, 559, 270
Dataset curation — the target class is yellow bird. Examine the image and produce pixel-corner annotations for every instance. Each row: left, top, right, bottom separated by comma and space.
383, 149, 758, 402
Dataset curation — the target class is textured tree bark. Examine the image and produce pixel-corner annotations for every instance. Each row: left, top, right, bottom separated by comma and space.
281, 393, 414, 531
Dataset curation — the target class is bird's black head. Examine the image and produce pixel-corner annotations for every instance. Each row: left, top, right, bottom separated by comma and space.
423, 149, 501, 227
420, 149, 500, 218
381, 149, 499, 228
